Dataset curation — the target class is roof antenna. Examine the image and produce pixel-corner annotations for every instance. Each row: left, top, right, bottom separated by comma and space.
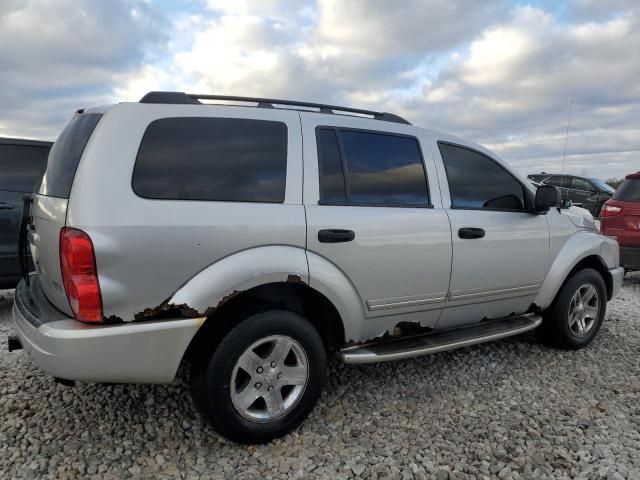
560, 99, 573, 193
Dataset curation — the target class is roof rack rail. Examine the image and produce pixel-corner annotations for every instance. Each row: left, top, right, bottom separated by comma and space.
139, 91, 411, 125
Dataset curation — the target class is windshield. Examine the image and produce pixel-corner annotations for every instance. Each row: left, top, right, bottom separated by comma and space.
590, 177, 615, 194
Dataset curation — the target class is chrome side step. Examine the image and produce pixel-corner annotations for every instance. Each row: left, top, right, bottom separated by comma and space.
338, 314, 542, 364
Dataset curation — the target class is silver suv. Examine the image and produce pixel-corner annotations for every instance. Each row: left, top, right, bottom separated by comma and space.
11, 92, 624, 443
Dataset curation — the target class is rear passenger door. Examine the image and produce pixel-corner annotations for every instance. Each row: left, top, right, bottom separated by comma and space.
301, 114, 452, 341
433, 140, 549, 329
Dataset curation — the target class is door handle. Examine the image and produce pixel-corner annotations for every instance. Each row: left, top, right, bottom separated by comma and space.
318, 229, 355, 243
0, 202, 14, 210
458, 227, 485, 239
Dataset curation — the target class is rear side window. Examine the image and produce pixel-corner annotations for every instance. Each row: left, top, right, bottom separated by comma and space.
133, 117, 287, 203
40, 113, 102, 198
0, 144, 49, 193
613, 178, 640, 202
316, 128, 429, 206
438, 142, 526, 211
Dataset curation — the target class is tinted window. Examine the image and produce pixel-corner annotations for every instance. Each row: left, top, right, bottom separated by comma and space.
40, 113, 102, 198
572, 178, 596, 192
338, 130, 428, 206
133, 117, 287, 203
613, 178, 640, 202
0, 144, 49, 193
545, 176, 570, 188
317, 129, 346, 203
439, 143, 526, 210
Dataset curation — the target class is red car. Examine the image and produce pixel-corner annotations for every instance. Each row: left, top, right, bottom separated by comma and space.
600, 172, 640, 271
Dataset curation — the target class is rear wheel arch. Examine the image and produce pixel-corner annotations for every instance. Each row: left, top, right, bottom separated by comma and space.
183, 281, 346, 365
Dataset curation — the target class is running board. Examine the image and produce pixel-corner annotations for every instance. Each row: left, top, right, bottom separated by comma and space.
338, 314, 542, 364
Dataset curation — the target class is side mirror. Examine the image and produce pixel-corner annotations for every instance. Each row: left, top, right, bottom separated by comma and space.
534, 185, 562, 212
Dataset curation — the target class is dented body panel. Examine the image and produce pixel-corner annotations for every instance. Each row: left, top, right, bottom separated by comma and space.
168, 245, 309, 315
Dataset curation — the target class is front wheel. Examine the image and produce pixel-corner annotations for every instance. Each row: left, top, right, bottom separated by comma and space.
540, 268, 607, 349
190, 310, 327, 444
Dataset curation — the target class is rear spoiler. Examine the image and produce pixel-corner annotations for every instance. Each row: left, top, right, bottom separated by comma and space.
18, 195, 33, 285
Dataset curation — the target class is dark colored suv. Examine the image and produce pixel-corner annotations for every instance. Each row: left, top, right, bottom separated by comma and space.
527, 173, 615, 217
0, 137, 52, 288
600, 172, 640, 271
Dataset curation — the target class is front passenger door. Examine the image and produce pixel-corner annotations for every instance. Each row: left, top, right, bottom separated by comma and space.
434, 141, 550, 329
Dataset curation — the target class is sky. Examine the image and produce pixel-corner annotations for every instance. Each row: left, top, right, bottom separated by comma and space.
1, 0, 639, 180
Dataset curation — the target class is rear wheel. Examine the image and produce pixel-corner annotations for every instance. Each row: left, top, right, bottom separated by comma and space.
540, 268, 607, 349
190, 310, 326, 444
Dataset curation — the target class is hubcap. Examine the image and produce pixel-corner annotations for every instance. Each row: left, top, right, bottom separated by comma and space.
230, 335, 309, 423
568, 283, 600, 337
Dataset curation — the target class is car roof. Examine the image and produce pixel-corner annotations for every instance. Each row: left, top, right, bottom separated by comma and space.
0, 136, 53, 148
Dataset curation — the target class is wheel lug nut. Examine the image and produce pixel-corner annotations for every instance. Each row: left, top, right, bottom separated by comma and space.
271, 361, 277, 368
277, 373, 282, 379
255, 382, 262, 389
268, 386, 274, 392
256, 366, 263, 374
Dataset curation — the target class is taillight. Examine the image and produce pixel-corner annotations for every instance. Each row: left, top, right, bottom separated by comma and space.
601, 204, 623, 217
59, 228, 102, 323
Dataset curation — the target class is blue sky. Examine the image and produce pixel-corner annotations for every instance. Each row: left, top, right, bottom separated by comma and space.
1, 0, 638, 179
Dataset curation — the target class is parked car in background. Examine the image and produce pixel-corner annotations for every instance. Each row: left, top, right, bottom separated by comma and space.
527, 173, 615, 218
10, 93, 623, 444
600, 172, 640, 271
0, 137, 51, 288
529, 178, 597, 229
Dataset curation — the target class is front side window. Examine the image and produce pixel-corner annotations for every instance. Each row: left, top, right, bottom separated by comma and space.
438, 142, 526, 211
133, 117, 288, 202
0, 144, 49, 193
316, 128, 429, 206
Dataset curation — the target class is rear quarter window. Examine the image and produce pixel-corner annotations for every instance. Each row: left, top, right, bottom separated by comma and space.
132, 117, 288, 203
39, 113, 102, 198
0, 143, 50, 193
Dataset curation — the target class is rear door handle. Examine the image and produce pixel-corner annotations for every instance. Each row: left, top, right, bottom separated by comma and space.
0, 202, 14, 210
458, 227, 485, 239
318, 229, 355, 243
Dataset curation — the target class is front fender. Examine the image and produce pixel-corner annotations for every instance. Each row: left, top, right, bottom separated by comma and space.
168, 246, 309, 314
534, 231, 618, 309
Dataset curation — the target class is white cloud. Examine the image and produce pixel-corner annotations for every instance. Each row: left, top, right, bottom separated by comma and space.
1, 0, 639, 179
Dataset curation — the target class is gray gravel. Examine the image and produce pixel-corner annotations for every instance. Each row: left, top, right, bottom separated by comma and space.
1, 274, 639, 480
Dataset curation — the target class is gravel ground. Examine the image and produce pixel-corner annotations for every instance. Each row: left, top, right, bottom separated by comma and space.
1, 274, 639, 480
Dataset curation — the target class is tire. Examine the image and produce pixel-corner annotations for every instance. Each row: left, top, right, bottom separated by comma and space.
540, 268, 607, 349
190, 309, 326, 444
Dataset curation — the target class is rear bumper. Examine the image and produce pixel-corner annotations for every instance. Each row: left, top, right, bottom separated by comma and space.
620, 247, 640, 270
12, 278, 204, 383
